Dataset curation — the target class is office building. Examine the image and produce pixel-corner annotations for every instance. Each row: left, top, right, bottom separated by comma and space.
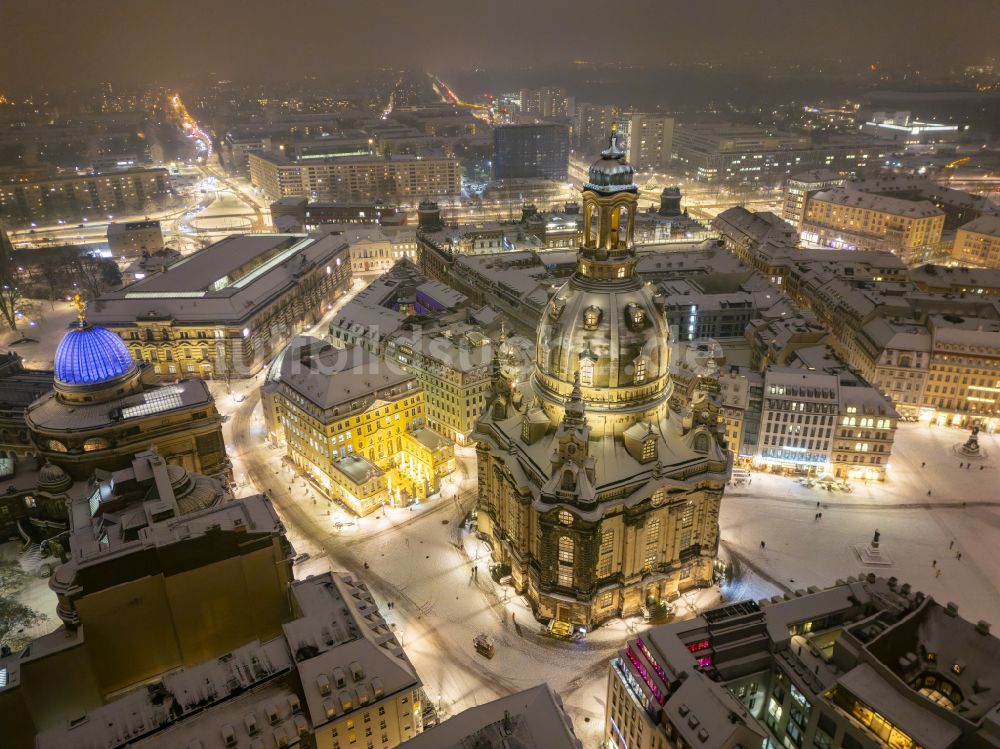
605, 576, 1000, 749
89, 233, 352, 379
249, 151, 461, 203
492, 124, 570, 181
474, 126, 729, 630
0, 168, 173, 225
953, 214, 1000, 267
672, 124, 887, 184
270, 196, 402, 232
781, 169, 846, 227
801, 186, 945, 262
106, 219, 164, 258
621, 112, 674, 173
262, 337, 454, 515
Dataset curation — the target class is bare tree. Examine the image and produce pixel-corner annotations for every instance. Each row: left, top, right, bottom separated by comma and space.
0, 561, 47, 653
0, 226, 24, 331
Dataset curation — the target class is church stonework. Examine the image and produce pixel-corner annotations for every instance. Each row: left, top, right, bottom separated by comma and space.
473, 123, 730, 630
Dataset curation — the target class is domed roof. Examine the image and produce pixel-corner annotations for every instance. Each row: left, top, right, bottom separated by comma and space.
585, 122, 636, 195
37, 462, 71, 492
535, 276, 671, 411
54, 323, 136, 387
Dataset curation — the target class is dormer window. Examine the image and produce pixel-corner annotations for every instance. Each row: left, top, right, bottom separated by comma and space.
634, 358, 647, 384
583, 306, 602, 330
549, 299, 565, 320
626, 303, 645, 329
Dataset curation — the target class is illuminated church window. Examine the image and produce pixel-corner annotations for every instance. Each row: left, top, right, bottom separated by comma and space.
583, 306, 602, 330
580, 358, 595, 387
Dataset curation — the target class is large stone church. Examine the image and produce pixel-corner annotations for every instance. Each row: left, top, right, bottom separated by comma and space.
473, 123, 730, 630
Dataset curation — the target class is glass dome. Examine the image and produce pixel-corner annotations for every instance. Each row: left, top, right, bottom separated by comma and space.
54, 324, 136, 387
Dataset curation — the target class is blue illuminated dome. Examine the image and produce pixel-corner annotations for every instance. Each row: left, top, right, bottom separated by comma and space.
54, 323, 136, 387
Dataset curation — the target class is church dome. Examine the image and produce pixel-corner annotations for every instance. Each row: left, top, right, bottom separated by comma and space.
54, 303, 136, 388
535, 277, 671, 412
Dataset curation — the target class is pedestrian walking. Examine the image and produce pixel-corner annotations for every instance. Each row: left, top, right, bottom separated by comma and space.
932, 559, 937, 568
960, 462, 964, 468
921, 461, 926, 468
957, 552, 963, 560
981, 465, 985, 471
760, 540, 766, 550
816, 501, 821, 508
818, 512, 822, 519
935, 568, 942, 578
967, 464, 971, 470
927, 490, 932, 496
949, 539, 955, 549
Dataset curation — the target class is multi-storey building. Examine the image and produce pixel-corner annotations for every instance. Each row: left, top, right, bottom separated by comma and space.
0, 453, 426, 749
518, 86, 573, 118
0, 167, 174, 225
952, 214, 1000, 267
403, 685, 582, 749
262, 337, 454, 515
385, 325, 493, 446
606, 576, 1000, 749
270, 196, 401, 232
329, 224, 419, 274
492, 124, 570, 181
717, 366, 764, 462
621, 112, 674, 173
106, 218, 164, 258
781, 169, 846, 227
574, 102, 617, 151
23, 302, 228, 481
672, 124, 887, 184
801, 186, 946, 263
474, 127, 729, 630
758, 369, 841, 474
249, 151, 461, 203
90, 233, 353, 379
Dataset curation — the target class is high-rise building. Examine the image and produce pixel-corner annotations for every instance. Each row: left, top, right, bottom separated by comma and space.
248, 151, 462, 203
106, 219, 164, 258
605, 576, 1000, 749
0, 168, 174, 225
519, 87, 572, 118
574, 103, 617, 151
621, 112, 674, 173
474, 125, 728, 630
492, 124, 570, 181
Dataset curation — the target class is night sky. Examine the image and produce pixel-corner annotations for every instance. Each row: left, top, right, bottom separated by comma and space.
2, 0, 999, 87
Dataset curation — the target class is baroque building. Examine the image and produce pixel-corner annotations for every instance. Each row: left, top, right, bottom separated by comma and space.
474, 124, 729, 630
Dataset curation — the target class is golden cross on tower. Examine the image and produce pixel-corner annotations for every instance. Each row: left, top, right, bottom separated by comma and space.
72, 292, 86, 325
610, 109, 619, 135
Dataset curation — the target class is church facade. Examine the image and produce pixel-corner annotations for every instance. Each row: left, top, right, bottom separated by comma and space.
473, 124, 730, 630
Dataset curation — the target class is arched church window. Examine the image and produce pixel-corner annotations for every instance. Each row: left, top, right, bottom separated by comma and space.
579, 357, 595, 387
557, 536, 574, 587
47, 440, 68, 453
561, 469, 575, 491
587, 203, 599, 247
617, 206, 630, 246
83, 438, 110, 452
694, 433, 710, 453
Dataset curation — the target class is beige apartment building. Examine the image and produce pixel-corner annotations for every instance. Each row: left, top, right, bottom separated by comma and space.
953, 214, 1000, 267
801, 186, 945, 263
249, 150, 461, 203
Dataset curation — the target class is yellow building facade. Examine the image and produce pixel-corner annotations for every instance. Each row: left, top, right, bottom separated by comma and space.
263, 338, 454, 516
